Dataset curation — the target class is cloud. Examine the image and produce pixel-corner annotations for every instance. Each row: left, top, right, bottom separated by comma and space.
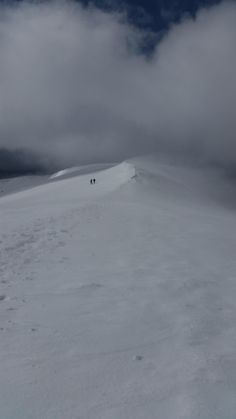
0, 148, 50, 176
0, 0, 236, 172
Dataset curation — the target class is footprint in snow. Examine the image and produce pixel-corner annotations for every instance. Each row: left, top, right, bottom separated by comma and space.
133, 355, 143, 361
24, 276, 33, 281
79, 283, 102, 290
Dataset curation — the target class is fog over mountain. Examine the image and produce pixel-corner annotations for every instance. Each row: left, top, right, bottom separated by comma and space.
0, 1, 236, 173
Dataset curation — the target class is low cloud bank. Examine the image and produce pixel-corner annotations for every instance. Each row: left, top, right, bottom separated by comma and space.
0, 1, 236, 173
0, 148, 53, 177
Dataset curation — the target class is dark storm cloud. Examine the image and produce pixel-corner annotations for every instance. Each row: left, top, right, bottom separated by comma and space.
0, 148, 53, 176
0, 0, 236, 172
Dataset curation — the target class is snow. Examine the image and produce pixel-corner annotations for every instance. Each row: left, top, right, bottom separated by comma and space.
50, 163, 115, 179
1, 157, 236, 418
0, 174, 48, 198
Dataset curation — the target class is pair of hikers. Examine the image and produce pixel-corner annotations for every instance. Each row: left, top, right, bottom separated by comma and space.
90, 178, 96, 185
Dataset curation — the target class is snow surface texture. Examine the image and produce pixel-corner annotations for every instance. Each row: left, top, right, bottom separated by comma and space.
1, 157, 236, 419
0, 175, 48, 198
50, 163, 115, 180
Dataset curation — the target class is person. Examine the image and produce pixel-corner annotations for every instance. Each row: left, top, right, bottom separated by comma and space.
90, 179, 93, 185
93, 178, 96, 184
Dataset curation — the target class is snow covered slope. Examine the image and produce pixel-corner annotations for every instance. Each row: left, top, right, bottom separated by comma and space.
0, 174, 48, 198
1, 157, 236, 419
50, 163, 115, 180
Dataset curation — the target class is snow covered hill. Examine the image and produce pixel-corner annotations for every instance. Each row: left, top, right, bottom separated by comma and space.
1, 157, 236, 419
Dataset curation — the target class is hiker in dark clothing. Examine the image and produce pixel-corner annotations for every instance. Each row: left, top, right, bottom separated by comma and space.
90, 179, 93, 185
93, 178, 96, 184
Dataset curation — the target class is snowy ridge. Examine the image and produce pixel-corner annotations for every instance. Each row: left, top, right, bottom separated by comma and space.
1, 156, 236, 419
50, 166, 84, 179
0, 161, 135, 208
50, 163, 115, 179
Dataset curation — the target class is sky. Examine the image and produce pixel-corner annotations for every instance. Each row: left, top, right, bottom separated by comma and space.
78, 0, 221, 30
0, 0, 236, 174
